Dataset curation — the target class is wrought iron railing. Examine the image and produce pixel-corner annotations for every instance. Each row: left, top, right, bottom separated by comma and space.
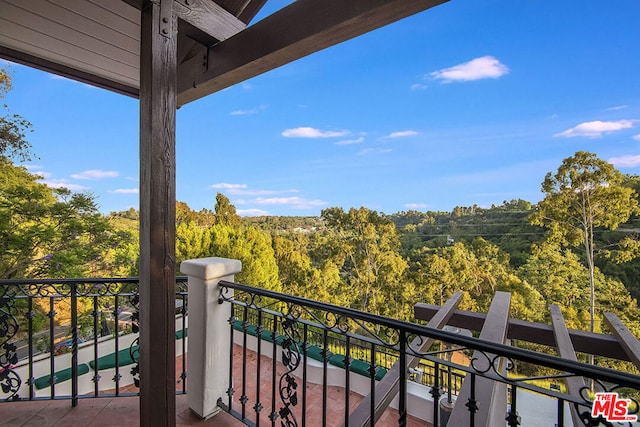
218, 280, 640, 426
234, 305, 466, 396
0, 277, 188, 405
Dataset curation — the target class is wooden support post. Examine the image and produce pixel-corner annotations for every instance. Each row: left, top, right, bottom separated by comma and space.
139, 1, 177, 426
448, 291, 511, 427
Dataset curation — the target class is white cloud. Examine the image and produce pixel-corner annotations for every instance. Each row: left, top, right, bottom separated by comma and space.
404, 203, 429, 209
607, 105, 628, 111
231, 189, 298, 196
608, 155, 640, 168
71, 170, 119, 180
633, 134, 640, 141
230, 105, 267, 115
282, 127, 349, 138
411, 83, 428, 91
554, 120, 635, 138
34, 171, 52, 179
384, 130, 418, 139
210, 183, 248, 190
24, 164, 43, 170
42, 179, 86, 191
211, 184, 298, 196
334, 137, 364, 145
254, 197, 326, 209
357, 148, 393, 156
110, 188, 139, 194
237, 208, 269, 217
430, 56, 509, 83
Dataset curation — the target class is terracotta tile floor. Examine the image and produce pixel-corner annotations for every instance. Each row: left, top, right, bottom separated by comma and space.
0, 346, 429, 426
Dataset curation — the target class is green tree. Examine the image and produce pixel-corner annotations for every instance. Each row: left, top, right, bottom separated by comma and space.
214, 193, 241, 228
176, 220, 280, 291
1, 67, 34, 161
410, 239, 544, 321
530, 151, 640, 333
0, 158, 118, 278
321, 207, 408, 317
519, 240, 640, 334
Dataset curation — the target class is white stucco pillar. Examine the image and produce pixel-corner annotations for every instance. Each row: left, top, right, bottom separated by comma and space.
180, 257, 242, 419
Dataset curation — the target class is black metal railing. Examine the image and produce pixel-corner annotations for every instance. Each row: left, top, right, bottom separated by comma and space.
0, 277, 188, 405
233, 305, 466, 397
218, 281, 640, 426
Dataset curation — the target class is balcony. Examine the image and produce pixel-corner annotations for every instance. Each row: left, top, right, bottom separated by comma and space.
2, 257, 640, 426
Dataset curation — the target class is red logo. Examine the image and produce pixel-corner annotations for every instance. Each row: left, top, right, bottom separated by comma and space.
591, 392, 637, 422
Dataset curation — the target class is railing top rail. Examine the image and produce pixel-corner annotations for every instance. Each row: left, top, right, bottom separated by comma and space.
0, 276, 188, 286
219, 280, 640, 390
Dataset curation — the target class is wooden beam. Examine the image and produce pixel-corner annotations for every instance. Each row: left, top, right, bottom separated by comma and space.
0, 45, 139, 98
347, 292, 463, 427
235, 0, 267, 24
177, 0, 448, 105
549, 305, 586, 427
604, 312, 640, 369
139, 0, 177, 426
448, 292, 511, 427
174, 0, 246, 44
414, 303, 630, 360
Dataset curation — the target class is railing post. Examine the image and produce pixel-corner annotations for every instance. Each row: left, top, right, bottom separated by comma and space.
180, 257, 242, 419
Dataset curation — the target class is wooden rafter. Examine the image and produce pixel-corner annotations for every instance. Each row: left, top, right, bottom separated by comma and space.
448, 292, 511, 426
604, 312, 640, 369
348, 292, 463, 426
177, 0, 449, 105
415, 303, 630, 360
174, 0, 246, 45
549, 305, 586, 427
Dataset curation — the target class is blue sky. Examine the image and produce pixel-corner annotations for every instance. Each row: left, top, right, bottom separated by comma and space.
3, 0, 640, 216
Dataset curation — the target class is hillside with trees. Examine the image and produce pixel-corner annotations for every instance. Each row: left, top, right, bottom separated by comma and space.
4, 66, 640, 369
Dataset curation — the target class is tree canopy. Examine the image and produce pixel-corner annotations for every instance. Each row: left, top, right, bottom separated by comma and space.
0, 67, 34, 161
0, 158, 131, 278
530, 151, 640, 333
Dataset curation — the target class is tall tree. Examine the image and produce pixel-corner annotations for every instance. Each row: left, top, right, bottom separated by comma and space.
213, 193, 241, 228
0, 67, 34, 161
321, 207, 408, 317
0, 158, 121, 278
530, 151, 640, 334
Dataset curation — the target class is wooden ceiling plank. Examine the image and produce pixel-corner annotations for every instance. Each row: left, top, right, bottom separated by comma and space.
0, 19, 139, 86
174, 0, 245, 43
177, 0, 448, 105
604, 312, 640, 369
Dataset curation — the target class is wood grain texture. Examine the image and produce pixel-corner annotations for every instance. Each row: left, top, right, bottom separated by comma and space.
177, 0, 448, 105
139, 1, 177, 426
174, 0, 245, 43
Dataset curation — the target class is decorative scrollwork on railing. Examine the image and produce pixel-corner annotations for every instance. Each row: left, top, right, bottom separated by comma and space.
129, 293, 140, 388
0, 286, 21, 401
278, 316, 301, 427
